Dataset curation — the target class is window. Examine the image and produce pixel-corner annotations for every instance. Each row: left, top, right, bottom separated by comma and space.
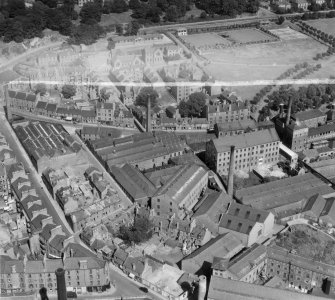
157, 205, 160, 209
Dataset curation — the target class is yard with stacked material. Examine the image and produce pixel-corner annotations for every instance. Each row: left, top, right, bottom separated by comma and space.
202, 36, 328, 100
276, 224, 335, 265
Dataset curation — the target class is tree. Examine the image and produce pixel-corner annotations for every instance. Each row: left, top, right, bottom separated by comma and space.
277, 16, 285, 25
118, 215, 154, 245
126, 20, 141, 35
166, 5, 178, 21
79, 2, 102, 24
200, 11, 207, 18
187, 92, 206, 116
34, 83, 47, 96
135, 87, 158, 107
69, 23, 105, 45
111, 0, 129, 13
61, 84, 76, 99
129, 0, 141, 9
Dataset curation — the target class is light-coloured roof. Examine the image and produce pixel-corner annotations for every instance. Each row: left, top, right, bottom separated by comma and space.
212, 128, 279, 152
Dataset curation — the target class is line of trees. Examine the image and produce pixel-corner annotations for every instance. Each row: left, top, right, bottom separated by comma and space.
195, 0, 260, 18
258, 83, 335, 122
298, 21, 335, 46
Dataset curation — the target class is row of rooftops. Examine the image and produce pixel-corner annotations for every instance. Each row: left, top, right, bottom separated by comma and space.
0, 250, 106, 275
8, 90, 37, 102
89, 131, 188, 167
7, 163, 68, 252
15, 122, 81, 160
207, 102, 249, 114
110, 163, 207, 205
236, 173, 335, 213
35, 101, 133, 119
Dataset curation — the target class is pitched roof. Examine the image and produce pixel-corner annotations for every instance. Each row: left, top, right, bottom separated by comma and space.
212, 128, 279, 152
309, 123, 335, 137
292, 109, 325, 122
110, 164, 157, 201
183, 233, 245, 264
154, 164, 208, 206
302, 194, 327, 218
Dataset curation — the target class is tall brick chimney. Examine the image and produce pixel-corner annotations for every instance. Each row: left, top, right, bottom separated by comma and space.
227, 145, 235, 197
146, 95, 151, 133
55, 268, 67, 300
286, 97, 293, 126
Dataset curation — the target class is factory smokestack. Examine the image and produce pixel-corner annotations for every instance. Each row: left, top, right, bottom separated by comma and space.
197, 275, 207, 300
279, 103, 284, 118
146, 96, 151, 133
286, 97, 293, 126
55, 268, 67, 300
227, 145, 235, 197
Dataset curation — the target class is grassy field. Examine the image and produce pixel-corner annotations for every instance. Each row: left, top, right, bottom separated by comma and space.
221, 28, 277, 43
181, 32, 231, 48
276, 224, 335, 265
99, 11, 133, 27
202, 37, 328, 99
306, 18, 335, 36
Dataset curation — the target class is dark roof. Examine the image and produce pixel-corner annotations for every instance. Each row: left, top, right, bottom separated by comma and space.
110, 164, 156, 201
302, 194, 327, 218
36, 101, 48, 110
236, 173, 335, 212
81, 110, 96, 118
309, 123, 335, 137
46, 103, 57, 112
292, 109, 325, 122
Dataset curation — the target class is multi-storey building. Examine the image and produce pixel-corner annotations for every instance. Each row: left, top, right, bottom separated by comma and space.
170, 81, 203, 103
151, 164, 208, 219
96, 102, 134, 127
206, 128, 280, 175
291, 109, 326, 129
212, 243, 267, 283
0, 253, 110, 296
267, 245, 335, 293
6, 90, 38, 112
204, 103, 250, 129
218, 203, 274, 247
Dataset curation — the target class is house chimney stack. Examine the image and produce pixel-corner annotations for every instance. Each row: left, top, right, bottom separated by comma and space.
147, 96, 151, 133
286, 97, 293, 126
55, 268, 67, 300
227, 145, 235, 197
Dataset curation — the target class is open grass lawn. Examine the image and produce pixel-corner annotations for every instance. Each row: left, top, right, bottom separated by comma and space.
221, 28, 277, 44
202, 37, 328, 99
99, 11, 133, 27
306, 18, 335, 36
276, 224, 335, 265
181, 32, 232, 48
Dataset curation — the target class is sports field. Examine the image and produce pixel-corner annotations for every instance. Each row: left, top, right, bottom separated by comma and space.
269, 27, 308, 40
221, 28, 277, 43
202, 37, 328, 99
181, 32, 231, 48
305, 18, 335, 36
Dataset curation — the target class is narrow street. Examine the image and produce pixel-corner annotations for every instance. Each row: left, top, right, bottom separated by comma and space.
0, 113, 73, 236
